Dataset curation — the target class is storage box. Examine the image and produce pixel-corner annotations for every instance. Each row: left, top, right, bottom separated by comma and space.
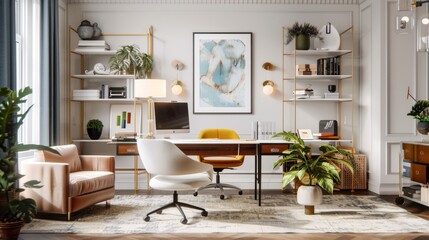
335, 154, 367, 190
421, 185, 428, 203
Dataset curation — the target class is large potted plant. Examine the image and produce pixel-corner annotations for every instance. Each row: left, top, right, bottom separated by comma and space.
272, 131, 354, 215
407, 99, 429, 134
86, 119, 103, 140
285, 22, 323, 50
0, 86, 59, 240
109, 44, 153, 78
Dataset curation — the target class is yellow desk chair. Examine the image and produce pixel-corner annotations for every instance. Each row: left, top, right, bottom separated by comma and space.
193, 128, 244, 199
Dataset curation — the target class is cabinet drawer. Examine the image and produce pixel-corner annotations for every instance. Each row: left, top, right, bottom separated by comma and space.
261, 144, 288, 154
403, 143, 414, 161
410, 163, 429, 184
117, 144, 138, 155
416, 145, 429, 164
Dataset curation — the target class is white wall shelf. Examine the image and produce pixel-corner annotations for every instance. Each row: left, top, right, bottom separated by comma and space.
71, 98, 134, 102
284, 75, 352, 80
71, 74, 135, 79
71, 50, 117, 56
284, 49, 352, 57
285, 98, 352, 102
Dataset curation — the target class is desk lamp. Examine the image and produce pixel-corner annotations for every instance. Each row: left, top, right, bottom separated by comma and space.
134, 79, 166, 139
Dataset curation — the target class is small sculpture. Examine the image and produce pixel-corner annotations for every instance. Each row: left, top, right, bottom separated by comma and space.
77, 20, 102, 40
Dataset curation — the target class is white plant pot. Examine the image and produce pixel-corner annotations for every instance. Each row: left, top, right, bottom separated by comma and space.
297, 185, 323, 206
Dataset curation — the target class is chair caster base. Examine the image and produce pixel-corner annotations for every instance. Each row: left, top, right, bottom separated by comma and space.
144, 216, 150, 222
181, 218, 188, 224
220, 195, 225, 200
238, 190, 243, 195
193, 192, 198, 197
201, 210, 208, 217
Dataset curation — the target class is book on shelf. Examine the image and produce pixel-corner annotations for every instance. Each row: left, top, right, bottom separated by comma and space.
74, 46, 111, 52
101, 84, 109, 99
317, 57, 341, 75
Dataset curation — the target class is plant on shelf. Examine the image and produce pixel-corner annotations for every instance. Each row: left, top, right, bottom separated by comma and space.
272, 131, 354, 215
109, 44, 153, 78
0, 86, 59, 239
86, 119, 104, 140
406, 90, 429, 134
285, 22, 323, 50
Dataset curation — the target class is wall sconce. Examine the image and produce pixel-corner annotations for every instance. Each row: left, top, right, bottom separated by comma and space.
262, 81, 274, 95
171, 60, 184, 95
171, 80, 183, 95
262, 62, 274, 95
397, 0, 414, 34
418, 13, 429, 51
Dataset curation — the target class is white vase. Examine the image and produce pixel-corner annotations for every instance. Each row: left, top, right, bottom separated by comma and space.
297, 185, 323, 215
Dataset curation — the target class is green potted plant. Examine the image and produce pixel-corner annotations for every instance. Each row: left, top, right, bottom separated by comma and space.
407, 99, 429, 134
286, 22, 323, 50
0, 86, 59, 240
109, 44, 153, 78
272, 131, 354, 215
86, 119, 103, 140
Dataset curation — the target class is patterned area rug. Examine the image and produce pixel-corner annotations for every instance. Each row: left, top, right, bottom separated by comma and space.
22, 194, 429, 234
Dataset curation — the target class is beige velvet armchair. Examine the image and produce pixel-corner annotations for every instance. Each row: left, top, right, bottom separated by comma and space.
20, 144, 115, 220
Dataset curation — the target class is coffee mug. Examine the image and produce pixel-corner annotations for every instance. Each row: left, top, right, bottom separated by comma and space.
328, 85, 336, 93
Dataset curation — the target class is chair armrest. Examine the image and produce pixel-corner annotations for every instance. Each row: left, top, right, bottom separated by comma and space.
80, 155, 115, 172
20, 162, 70, 214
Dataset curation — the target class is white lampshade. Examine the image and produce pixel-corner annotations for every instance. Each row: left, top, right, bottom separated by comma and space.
134, 79, 167, 98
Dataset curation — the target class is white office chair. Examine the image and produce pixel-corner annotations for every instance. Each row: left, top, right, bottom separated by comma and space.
137, 139, 214, 224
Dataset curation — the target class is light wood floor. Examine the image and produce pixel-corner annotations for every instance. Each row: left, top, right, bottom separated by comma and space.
19, 190, 429, 240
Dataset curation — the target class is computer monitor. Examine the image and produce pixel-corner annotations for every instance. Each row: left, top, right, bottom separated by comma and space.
154, 102, 190, 134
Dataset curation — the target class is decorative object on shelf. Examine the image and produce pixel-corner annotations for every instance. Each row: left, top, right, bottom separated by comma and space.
297, 129, 313, 140
77, 20, 93, 40
328, 84, 336, 93
86, 119, 104, 140
75, 40, 110, 53
262, 62, 274, 95
193, 32, 252, 113
110, 104, 142, 139
0, 87, 59, 239
406, 87, 429, 134
272, 131, 354, 215
285, 22, 323, 50
171, 60, 184, 95
134, 79, 166, 139
305, 84, 314, 97
92, 23, 102, 39
77, 20, 103, 40
314, 23, 340, 51
319, 120, 338, 137
296, 64, 316, 75
109, 45, 153, 78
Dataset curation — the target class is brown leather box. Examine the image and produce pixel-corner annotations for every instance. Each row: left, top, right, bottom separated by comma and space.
411, 162, 429, 184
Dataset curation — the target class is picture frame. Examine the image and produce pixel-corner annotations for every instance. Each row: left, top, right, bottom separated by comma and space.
109, 104, 142, 139
193, 32, 252, 114
297, 129, 314, 140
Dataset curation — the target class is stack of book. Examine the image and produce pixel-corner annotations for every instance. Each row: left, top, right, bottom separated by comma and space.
296, 64, 317, 75
293, 88, 307, 98
73, 89, 100, 100
74, 40, 111, 52
324, 92, 339, 99
402, 185, 421, 199
317, 57, 341, 75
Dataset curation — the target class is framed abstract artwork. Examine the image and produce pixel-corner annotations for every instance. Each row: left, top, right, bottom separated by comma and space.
109, 104, 142, 138
193, 32, 252, 114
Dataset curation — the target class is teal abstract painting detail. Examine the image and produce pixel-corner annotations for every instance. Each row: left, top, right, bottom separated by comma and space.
194, 33, 252, 113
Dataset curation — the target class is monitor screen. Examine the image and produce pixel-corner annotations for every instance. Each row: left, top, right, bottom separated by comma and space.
154, 102, 190, 134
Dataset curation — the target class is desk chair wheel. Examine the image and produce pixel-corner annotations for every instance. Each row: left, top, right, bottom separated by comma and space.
144, 216, 150, 222
238, 190, 243, 195
201, 210, 208, 217
220, 194, 225, 200
156, 210, 162, 214
181, 218, 188, 224
193, 192, 198, 197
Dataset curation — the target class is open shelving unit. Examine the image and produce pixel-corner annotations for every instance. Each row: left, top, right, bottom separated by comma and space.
282, 25, 354, 147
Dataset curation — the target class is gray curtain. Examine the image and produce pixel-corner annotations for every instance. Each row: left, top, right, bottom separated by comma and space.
0, 0, 16, 90
40, 0, 60, 145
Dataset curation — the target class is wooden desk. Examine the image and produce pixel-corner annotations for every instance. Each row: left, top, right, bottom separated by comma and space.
112, 139, 290, 206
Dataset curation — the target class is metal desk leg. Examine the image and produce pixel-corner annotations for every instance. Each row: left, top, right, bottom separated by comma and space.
258, 145, 262, 206
254, 154, 257, 200
134, 155, 138, 194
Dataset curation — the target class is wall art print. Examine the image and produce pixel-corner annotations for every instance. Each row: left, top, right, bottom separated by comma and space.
193, 32, 252, 114
109, 104, 141, 138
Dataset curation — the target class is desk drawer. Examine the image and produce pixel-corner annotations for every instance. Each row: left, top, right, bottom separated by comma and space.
416, 145, 429, 164
117, 144, 138, 155
261, 144, 288, 154
403, 143, 414, 161
411, 163, 429, 184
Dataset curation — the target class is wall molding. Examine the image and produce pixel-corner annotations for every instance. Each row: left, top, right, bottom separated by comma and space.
68, 0, 359, 5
